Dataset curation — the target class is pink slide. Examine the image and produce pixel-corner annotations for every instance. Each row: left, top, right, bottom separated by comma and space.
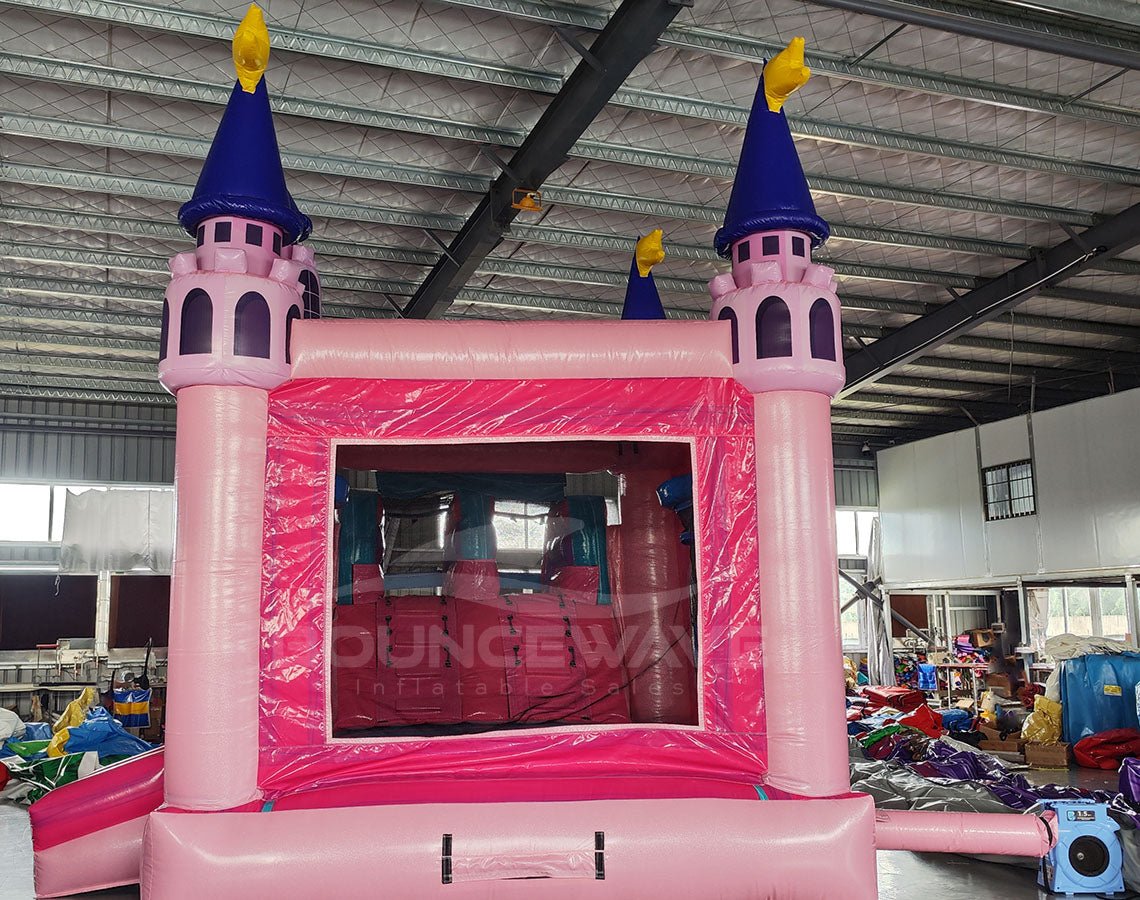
29, 748, 164, 898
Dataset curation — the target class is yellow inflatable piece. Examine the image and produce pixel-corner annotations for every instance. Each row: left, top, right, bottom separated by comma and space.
48, 686, 98, 756
52, 686, 96, 734
46, 726, 71, 758
635, 229, 665, 278
763, 37, 811, 113
233, 4, 270, 94
1022, 694, 1063, 745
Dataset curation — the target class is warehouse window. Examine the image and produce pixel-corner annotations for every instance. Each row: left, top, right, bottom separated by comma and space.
1036, 585, 1129, 644
982, 460, 1035, 520
493, 501, 551, 552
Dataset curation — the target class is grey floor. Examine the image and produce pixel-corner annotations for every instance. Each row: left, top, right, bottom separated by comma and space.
0, 768, 1125, 899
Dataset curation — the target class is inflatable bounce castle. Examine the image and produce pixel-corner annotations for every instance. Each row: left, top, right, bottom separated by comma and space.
28, 8, 1055, 898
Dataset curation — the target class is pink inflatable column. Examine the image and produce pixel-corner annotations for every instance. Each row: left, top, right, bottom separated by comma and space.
163, 386, 269, 808
710, 239, 848, 795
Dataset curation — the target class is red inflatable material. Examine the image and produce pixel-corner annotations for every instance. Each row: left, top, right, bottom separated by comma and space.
898, 704, 944, 739
270, 774, 760, 810
1073, 728, 1140, 769
260, 376, 761, 793
331, 594, 629, 730
612, 467, 697, 725
443, 559, 499, 603
351, 563, 383, 604
331, 604, 382, 731
863, 686, 925, 713
547, 565, 600, 605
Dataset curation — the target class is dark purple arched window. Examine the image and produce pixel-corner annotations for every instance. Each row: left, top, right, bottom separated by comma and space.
179, 288, 212, 355
299, 270, 321, 319
809, 298, 836, 361
285, 305, 301, 364
159, 300, 169, 361
234, 292, 271, 359
756, 296, 793, 358
717, 307, 739, 364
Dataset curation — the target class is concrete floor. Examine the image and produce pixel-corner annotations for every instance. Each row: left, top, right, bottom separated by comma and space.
0, 768, 1124, 899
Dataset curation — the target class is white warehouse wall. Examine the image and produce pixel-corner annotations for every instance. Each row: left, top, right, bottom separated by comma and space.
878, 387, 1140, 585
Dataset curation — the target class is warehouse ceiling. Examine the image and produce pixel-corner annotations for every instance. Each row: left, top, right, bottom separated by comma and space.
1, 0, 1138, 446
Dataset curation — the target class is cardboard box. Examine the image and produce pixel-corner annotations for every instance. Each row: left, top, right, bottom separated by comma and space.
969, 628, 996, 649
985, 672, 1016, 694
1025, 741, 1071, 768
978, 723, 1025, 754
979, 739, 1025, 755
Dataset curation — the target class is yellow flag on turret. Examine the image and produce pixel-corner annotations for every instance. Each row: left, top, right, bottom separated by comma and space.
635, 228, 665, 278
233, 4, 270, 93
763, 37, 811, 113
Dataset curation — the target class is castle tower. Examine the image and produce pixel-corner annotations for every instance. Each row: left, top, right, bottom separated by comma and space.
158, 4, 319, 395
708, 38, 850, 798
157, 5, 316, 812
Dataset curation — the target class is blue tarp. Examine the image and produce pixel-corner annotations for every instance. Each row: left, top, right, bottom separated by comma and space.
62, 707, 152, 760
1061, 652, 1140, 742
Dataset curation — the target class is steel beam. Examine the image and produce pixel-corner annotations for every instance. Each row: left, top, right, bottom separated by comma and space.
0, 160, 1107, 291
999, 0, 1140, 29
805, 0, 1140, 70
406, 0, 684, 318
434, 0, 1140, 127
0, 53, 1107, 226
0, 378, 170, 405
841, 202, 1140, 397
4, 178, 1104, 278
3, 0, 1136, 181
906, 356, 1134, 395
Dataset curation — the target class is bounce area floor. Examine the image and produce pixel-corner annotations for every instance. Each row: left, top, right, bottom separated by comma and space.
0, 767, 1121, 899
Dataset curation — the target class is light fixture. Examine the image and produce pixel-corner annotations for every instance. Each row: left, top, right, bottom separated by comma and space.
861, 441, 871, 455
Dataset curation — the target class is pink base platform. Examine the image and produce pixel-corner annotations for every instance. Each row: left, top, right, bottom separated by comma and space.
34, 816, 149, 899
142, 795, 879, 899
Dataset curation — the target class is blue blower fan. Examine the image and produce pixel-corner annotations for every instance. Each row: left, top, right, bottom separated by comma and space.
1039, 800, 1123, 896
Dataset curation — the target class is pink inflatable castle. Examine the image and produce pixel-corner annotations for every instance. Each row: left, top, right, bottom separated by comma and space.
28, 10, 1054, 898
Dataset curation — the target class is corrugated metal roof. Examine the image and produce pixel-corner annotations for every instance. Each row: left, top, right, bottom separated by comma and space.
0, 0, 1137, 446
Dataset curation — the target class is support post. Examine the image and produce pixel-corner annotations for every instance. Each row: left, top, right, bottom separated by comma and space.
163, 385, 268, 810
755, 392, 849, 797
